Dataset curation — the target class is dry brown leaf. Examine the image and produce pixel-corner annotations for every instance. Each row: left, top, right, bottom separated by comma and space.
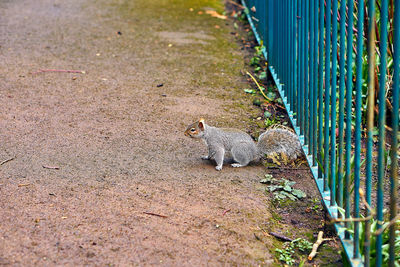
205, 10, 227, 20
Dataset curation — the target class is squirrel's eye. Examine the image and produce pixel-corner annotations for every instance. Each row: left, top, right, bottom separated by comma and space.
190, 128, 196, 132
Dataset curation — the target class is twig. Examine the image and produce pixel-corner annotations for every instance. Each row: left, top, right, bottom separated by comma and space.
0, 157, 15, 166
246, 71, 274, 102
226, 0, 245, 9
32, 69, 85, 75
18, 183, 31, 187
331, 215, 374, 223
222, 209, 231, 216
269, 232, 293, 242
267, 102, 286, 111
332, 188, 374, 224
143, 212, 168, 218
308, 231, 333, 261
42, 165, 60, 170
266, 166, 309, 170
374, 214, 400, 236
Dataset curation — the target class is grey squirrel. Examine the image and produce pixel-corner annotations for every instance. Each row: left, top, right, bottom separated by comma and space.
184, 118, 302, 171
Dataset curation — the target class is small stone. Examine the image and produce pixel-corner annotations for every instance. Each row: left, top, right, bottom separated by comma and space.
86, 252, 95, 258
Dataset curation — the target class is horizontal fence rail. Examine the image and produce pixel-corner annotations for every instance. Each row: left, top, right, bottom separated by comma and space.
240, 0, 399, 266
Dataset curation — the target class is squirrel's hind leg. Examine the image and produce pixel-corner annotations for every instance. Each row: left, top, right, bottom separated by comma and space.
231, 143, 254, 168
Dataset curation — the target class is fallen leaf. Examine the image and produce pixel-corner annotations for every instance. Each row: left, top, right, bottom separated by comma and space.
215, 25, 220, 29
205, 10, 227, 20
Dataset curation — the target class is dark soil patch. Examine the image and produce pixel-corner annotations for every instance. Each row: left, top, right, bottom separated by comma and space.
225, 1, 343, 265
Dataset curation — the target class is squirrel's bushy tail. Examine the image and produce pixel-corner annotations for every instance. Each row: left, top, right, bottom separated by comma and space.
257, 127, 303, 160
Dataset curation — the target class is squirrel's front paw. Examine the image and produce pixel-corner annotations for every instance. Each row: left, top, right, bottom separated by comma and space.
215, 165, 222, 171
201, 155, 210, 160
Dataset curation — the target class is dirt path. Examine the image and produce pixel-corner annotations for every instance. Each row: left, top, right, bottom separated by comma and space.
0, 0, 273, 265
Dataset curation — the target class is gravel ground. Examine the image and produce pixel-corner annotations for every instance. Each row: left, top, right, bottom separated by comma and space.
0, 0, 274, 265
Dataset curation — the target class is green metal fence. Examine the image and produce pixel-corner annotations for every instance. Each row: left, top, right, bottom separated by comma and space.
240, 0, 399, 266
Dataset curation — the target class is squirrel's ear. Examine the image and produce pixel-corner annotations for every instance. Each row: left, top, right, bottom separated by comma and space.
199, 118, 205, 123
198, 120, 205, 131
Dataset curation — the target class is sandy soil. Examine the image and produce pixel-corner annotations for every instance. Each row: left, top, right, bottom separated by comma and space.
0, 0, 275, 265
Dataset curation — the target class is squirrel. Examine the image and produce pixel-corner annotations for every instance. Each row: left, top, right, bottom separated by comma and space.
184, 118, 302, 171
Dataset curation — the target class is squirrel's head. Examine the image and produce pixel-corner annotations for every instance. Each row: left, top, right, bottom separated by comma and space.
184, 118, 206, 138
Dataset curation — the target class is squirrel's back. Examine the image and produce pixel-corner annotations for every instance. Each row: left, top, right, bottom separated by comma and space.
204, 126, 255, 150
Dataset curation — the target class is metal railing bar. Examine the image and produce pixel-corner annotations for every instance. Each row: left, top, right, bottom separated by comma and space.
389, 1, 400, 266
344, 0, 355, 242
318, 0, 325, 178
309, 0, 315, 158
376, 0, 389, 266
313, 0, 319, 166
364, 0, 376, 265
304, 0, 310, 147
330, 0, 339, 207
353, 0, 366, 259
324, 0, 331, 193
297, 0, 302, 126
337, 0, 347, 212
